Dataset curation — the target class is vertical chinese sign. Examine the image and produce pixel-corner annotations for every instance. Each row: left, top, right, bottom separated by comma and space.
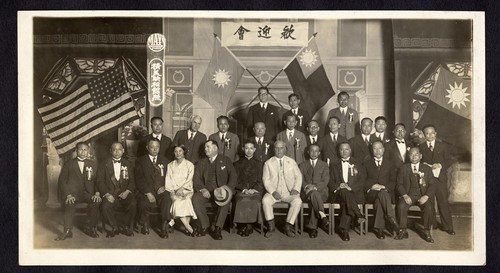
147, 33, 166, 107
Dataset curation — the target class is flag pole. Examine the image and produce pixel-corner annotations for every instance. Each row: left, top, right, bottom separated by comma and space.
264, 32, 318, 89
214, 33, 264, 87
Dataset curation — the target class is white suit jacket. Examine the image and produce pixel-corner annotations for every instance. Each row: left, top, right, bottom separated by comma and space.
263, 155, 302, 194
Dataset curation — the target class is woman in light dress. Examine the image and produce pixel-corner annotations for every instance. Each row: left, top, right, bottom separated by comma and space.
165, 145, 197, 235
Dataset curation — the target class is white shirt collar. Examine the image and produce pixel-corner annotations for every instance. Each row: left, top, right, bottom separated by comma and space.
427, 140, 435, 147
310, 159, 317, 165
260, 102, 267, 108
220, 132, 227, 139
148, 155, 157, 162
209, 155, 217, 163
340, 106, 348, 113
286, 129, 295, 135
341, 157, 350, 163
376, 132, 384, 139
152, 133, 162, 140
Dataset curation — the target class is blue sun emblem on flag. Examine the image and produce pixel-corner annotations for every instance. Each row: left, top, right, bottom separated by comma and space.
445, 82, 470, 109
299, 49, 318, 67
212, 69, 231, 88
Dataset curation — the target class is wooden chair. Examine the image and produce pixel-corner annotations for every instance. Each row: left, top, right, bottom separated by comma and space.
299, 203, 333, 235
331, 203, 365, 235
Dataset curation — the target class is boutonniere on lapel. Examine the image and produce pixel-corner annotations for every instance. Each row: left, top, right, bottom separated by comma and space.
348, 163, 358, 176
85, 166, 93, 180
270, 112, 274, 115
157, 164, 165, 176
385, 138, 391, 143
348, 112, 354, 123
121, 166, 129, 179
264, 143, 270, 155
221, 165, 226, 171
407, 147, 411, 152
224, 137, 231, 149
297, 115, 303, 126
417, 171, 426, 186
295, 138, 300, 150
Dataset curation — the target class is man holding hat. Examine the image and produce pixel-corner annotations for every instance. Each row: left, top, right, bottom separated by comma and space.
192, 140, 237, 240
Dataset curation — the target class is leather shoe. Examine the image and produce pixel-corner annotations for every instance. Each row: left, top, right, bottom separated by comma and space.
265, 220, 275, 238
237, 225, 248, 236
309, 229, 318, 238
375, 228, 385, 239
284, 223, 296, 238
89, 227, 99, 238
445, 229, 455, 235
424, 230, 434, 243
340, 229, 350, 241
244, 226, 254, 237
212, 226, 223, 240
394, 229, 409, 240
196, 227, 207, 237
141, 224, 150, 235
320, 217, 329, 230
123, 227, 134, 237
106, 228, 118, 238
386, 216, 399, 231
55, 229, 73, 241
160, 221, 169, 239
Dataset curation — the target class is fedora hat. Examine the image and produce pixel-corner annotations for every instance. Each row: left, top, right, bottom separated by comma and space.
214, 185, 233, 206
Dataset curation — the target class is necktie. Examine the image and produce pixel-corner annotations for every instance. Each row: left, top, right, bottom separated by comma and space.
289, 132, 293, 141
364, 137, 369, 146
413, 165, 418, 173
189, 132, 194, 141
293, 109, 297, 115
152, 157, 156, 164
341, 109, 345, 115
334, 134, 337, 142
258, 138, 262, 145
429, 143, 434, 152
221, 133, 226, 141
311, 137, 316, 144
261, 104, 266, 111
311, 160, 315, 168
279, 159, 283, 168
376, 160, 381, 168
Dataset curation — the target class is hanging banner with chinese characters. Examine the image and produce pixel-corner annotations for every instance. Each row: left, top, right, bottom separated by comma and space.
147, 33, 166, 107
221, 22, 309, 47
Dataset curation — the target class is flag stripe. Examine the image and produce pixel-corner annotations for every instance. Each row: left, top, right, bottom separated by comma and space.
55, 114, 139, 155
46, 92, 132, 136
50, 97, 135, 143
38, 85, 89, 115
42, 95, 94, 127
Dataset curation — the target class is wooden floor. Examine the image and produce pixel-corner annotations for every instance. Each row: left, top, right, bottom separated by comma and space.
34, 206, 472, 251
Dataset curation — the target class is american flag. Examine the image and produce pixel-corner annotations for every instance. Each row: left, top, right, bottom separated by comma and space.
38, 65, 139, 155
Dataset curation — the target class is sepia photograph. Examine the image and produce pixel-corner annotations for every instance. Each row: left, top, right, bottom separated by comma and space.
18, 10, 485, 265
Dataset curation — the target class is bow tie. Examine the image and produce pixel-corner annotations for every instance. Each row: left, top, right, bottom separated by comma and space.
113, 159, 121, 164
342, 159, 349, 163
396, 140, 405, 144
77, 158, 85, 162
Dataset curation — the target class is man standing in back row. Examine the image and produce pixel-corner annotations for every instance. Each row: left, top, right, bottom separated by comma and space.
171, 115, 207, 165
247, 87, 281, 140
325, 91, 359, 140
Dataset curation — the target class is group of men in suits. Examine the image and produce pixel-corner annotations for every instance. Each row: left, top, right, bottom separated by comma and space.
55, 89, 455, 244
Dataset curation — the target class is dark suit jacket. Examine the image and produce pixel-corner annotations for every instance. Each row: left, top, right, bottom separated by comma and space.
330, 157, 365, 203
97, 158, 135, 196
59, 158, 97, 198
247, 137, 274, 163
305, 134, 321, 148
371, 132, 391, 145
385, 138, 413, 169
208, 131, 240, 162
137, 134, 172, 159
276, 129, 307, 165
396, 163, 436, 199
281, 107, 311, 134
193, 154, 238, 192
171, 129, 207, 165
135, 154, 169, 195
361, 157, 397, 195
318, 133, 348, 166
247, 103, 281, 140
348, 134, 376, 164
325, 107, 359, 140
299, 159, 329, 200
419, 141, 454, 183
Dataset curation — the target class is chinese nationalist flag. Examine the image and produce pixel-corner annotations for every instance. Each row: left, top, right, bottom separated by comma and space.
284, 38, 335, 117
416, 65, 471, 155
196, 38, 245, 117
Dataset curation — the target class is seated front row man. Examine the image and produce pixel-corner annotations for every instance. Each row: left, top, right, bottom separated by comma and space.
298, 144, 330, 238
55, 142, 101, 241
361, 140, 399, 239
97, 142, 137, 238
395, 147, 436, 243
192, 140, 237, 240
135, 138, 172, 238
262, 140, 303, 238
330, 142, 365, 241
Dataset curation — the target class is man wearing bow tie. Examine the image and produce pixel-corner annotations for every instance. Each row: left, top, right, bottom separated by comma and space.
137, 116, 172, 159
419, 124, 455, 235
55, 142, 100, 241
361, 140, 399, 239
192, 140, 237, 240
171, 115, 207, 164
325, 91, 359, 140
330, 142, 366, 241
395, 147, 436, 243
386, 123, 413, 169
281, 93, 311, 134
248, 122, 274, 163
247, 87, 281, 140
299, 144, 330, 238
97, 142, 137, 237
135, 139, 172, 238
262, 140, 303, 238
349, 117, 376, 164
208, 115, 240, 162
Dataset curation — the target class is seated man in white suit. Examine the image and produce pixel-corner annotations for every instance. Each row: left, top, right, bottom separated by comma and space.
262, 140, 303, 238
